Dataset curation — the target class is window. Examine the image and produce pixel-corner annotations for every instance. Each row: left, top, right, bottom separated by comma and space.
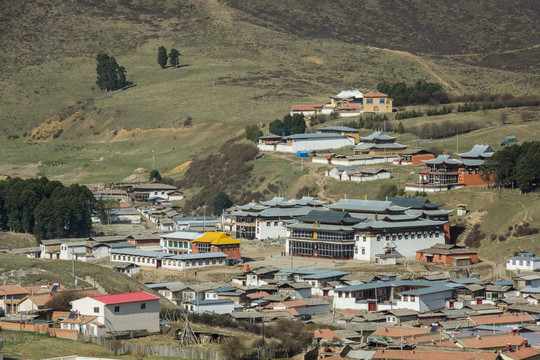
266, 222, 271, 226
361, 247, 365, 255
94, 307, 99, 313
410, 296, 415, 302
114, 306, 120, 313
363, 236, 367, 242
366, 99, 373, 104
380, 99, 385, 104
377, 235, 381, 241
141, 303, 146, 310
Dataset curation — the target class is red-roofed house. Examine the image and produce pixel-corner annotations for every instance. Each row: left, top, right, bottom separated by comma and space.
69, 291, 160, 337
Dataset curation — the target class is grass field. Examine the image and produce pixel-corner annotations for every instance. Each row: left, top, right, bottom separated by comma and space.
0, 330, 193, 360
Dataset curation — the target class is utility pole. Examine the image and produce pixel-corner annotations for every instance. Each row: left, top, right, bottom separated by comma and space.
152, 150, 155, 170
203, 206, 206, 232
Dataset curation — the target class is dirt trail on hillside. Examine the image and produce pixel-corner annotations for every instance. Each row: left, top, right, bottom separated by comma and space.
380, 48, 464, 95
441, 43, 540, 58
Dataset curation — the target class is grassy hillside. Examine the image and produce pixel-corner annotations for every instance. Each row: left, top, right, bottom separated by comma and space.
1, 0, 539, 182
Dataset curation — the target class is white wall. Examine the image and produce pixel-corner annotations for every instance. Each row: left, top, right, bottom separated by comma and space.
506, 259, 540, 271
103, 300, 160, 334
60, 245, 87, 260
354, 232, 445, 261
257, 219, 287, 240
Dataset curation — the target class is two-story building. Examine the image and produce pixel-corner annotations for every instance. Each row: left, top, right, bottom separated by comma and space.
66, 291, 160, 337
362, 90, 393, 113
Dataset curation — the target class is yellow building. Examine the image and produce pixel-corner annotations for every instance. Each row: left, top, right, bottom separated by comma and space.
363, 90, 393, 113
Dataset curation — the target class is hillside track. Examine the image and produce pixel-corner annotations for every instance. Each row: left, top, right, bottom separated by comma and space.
380, 48, 465, 95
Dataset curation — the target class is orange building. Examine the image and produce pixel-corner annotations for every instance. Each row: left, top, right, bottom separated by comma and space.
416, 244, 478, 266
393, 149, 435, 165
191, 232, 242, 260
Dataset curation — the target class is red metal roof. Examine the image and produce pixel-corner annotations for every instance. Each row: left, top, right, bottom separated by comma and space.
91, 291, 159, 305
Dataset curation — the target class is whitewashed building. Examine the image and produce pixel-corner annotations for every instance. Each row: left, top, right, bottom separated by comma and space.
111, 248, 227, 270
333, 280, 453, 313
506, 253, 540, 271
257, 133, 355, 153
66, 292, 160, 337
325, 166, 390, 182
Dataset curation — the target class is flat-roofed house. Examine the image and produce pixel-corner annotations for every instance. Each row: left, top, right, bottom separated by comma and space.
507, 253, 540, 272
416, 244, 478, 266
257, 133, 355, 153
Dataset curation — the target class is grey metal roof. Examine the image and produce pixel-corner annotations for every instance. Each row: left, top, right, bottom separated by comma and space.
146, 281, 185, 289
424, 154, 462, 165
111, 248, 173, 259
284, 133, 350, 140
387, 197, 441, 210
458, 145, 495, 159
161, 231, 203, 240
511, 253, 540, 261
236, 203, 268, 211
185, 299, 234, 306
287, 222, 356, 233
461, 159, 486, 167
317, 126, 359, 133
279, 269, 349, 279
296, 210, 365, 225
107, 242, 136, 249
399, 285, 453, 295
360, 131, 396, 141
353, 218, 447, 231
353, 143, 376, 151
170, 252, 226, 260
451, 277, 482, 284
330, 199, 401, 213
258, 206, 314, 218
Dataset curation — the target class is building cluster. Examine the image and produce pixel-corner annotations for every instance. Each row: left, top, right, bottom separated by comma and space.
406, 145, 494, 192
290, 89, 393, 118
227, 196, 452, 262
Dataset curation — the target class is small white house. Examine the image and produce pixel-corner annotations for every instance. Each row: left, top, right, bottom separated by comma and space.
67, 291, 160, 337
60, 242, 87, 260
506, 253, 540, 271
183, 299, 235, 314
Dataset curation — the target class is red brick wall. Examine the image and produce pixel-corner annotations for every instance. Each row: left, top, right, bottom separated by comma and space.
0, 321, 50, 334
412, 154, 435, 164
52, 328, 79, 339
458, 173, 488, 186
444, 223, 451, 244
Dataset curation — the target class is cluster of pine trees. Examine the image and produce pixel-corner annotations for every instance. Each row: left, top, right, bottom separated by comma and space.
481, 142, 540, 193
377, 80, 448, 106
95, 54, 127, 91
269, 114, 306, 136
0, 177, 97, 240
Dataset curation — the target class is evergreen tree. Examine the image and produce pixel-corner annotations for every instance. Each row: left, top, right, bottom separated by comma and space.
269, 119, 289, 136
158, 46, 168, 68
95, 53, 127, 91
245, 125, 263, 143
169, 48, 180, 68
149, 169, 162, 182
396, 122, 405, 134
211, 191, 232, 216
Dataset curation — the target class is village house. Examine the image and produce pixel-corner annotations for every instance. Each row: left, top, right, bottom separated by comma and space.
183, 298, 236, 314
161, 230, 202, 254
393, 148, 435, 165
257, 133, 356, 153
333, 280, 454, 313
325, 166, 390, 183
507, 253, 540, 272
172, 216, 221, 231
290, 104, 324, 117
416, 244, 479, 266
129, 183, 179, 202
111, 248, 227, 270
317, 126, 361, 144
146, 281, 184, 303
353, 131, 407, 157
362, 90, 393, 113
66, 291, 160, 337
232, 265, 280, 287
111, 262, 140, 277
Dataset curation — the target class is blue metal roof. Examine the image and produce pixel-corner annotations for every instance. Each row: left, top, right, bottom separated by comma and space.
520, 286, 540, 293
399, 285, 453, 295
146, 281, 185, 289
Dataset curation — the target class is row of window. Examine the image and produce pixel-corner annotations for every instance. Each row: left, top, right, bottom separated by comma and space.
365, 99, 386, 104
511, 260, 531, 266
167, 240, 190, 249
113, 254, 156, 264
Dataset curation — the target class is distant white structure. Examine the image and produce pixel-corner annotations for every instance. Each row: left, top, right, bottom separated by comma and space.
258, 133, 355, 153
506, 253, 540, 271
